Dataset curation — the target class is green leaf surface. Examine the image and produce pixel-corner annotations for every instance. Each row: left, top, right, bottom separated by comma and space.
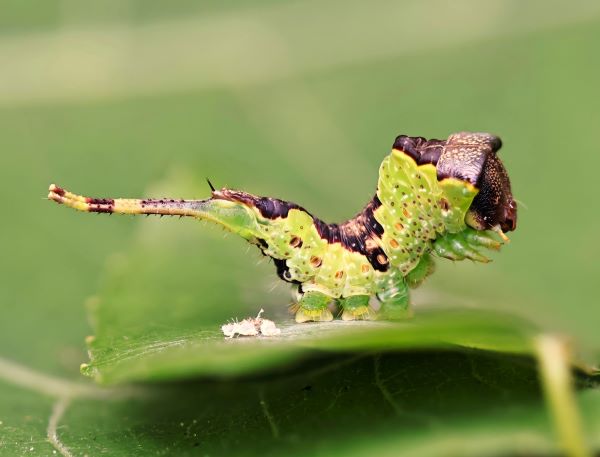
0, 382, 56, 456
85, 309, 540, 384
43, 352, 575, 456
2, 354, 600, 457
2, 1, 600, 455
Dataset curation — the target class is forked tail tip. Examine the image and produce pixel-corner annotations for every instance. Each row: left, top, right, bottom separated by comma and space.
48, 183, 65, 204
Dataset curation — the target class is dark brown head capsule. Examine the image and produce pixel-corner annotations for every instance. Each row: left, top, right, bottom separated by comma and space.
436, 132, 517, 233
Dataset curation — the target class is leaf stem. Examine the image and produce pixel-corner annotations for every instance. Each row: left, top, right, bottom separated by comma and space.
535, 334, 589, 457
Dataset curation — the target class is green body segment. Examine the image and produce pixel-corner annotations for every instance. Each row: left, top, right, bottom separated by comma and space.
375, 151, 478, 274
48, 132, 514, 322
251, 150, 480, 299
256, 210, 377, 297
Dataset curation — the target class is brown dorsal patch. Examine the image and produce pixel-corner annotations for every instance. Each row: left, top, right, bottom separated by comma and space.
214, 189, 309, 220
310, 256, 322, 268
392, 135, 444, 165
365, 237, 380, 250
436, 132, 501, 184
312, 195, 389, 272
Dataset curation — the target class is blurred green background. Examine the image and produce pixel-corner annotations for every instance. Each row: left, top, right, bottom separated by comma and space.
1, 0, 600, 455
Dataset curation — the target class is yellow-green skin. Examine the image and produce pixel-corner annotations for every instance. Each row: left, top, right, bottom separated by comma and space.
48, 133, 511, 322
241, 149, 501, 321
258, 151, 473, 294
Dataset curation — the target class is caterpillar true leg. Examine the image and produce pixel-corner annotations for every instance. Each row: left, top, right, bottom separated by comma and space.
294, 291, 334, 323
433, 228, 504, 263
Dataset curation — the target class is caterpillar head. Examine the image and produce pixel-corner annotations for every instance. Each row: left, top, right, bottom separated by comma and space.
466, 152, 517, 234
436, 132, 517, 235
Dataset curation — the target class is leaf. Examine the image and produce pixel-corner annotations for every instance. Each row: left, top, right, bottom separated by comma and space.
0, 381, 57, 456
74, 173, 599, 455
2, 3, 600, 455
2, 353, 600, 457
82, 171, 542, 385
84, 309, 542, 384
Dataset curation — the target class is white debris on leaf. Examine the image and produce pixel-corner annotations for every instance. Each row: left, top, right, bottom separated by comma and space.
221, 319, 258, 338
221, 309, 281, 338
259, 319, 281, 336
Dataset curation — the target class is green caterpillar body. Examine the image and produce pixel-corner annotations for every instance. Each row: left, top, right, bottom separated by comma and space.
49, 132, 517, 322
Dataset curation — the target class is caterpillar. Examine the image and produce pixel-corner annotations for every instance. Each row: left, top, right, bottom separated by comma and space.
48, 132, 517, 322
